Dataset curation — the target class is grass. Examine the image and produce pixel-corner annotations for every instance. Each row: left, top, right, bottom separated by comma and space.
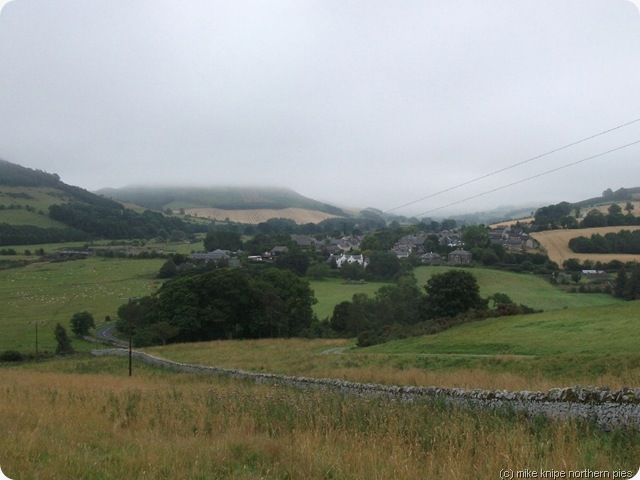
2, 357, 640, 479
308, 277, 390, 319
413, 265, 621, 311
372, 301, 640, 356
0, 257, 164, 352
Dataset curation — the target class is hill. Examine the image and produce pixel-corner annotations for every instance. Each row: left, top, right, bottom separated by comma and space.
0, 159, 123, 213
97, 185, 346, 217
0, 159, 204, 245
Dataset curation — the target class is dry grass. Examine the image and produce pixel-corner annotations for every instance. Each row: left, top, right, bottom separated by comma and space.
530, 225, 640, 266
2, 362, 639, 479
144, 338, 640, 392
183, 207, 340, 224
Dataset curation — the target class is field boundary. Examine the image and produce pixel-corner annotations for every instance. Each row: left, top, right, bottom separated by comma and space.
92, 348, 640, 430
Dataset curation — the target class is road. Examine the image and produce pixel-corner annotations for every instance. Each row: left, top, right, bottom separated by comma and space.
94, 323, 128, 348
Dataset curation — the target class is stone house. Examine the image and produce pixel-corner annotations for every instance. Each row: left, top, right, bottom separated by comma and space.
448, 249, 472, 265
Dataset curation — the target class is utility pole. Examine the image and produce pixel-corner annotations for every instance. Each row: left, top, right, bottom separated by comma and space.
128, 299, 133, 376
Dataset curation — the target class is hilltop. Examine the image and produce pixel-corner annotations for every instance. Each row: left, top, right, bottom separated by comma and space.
97, 185, 346, 216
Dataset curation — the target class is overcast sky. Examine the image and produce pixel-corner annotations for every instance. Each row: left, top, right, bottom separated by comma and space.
1, 1, 639, 216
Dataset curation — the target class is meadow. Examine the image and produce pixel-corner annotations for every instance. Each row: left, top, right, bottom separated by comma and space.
2, 356, 640, 480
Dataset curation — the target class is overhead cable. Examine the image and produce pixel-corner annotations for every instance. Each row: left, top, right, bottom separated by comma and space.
413, 139, 640, 217
385, 118, 640, 214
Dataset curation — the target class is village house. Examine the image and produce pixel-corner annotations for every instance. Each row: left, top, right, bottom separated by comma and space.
420, 252, 443, 264
328, 253, 368, 268
448, 249, 472, 265
188, 249, 231, 263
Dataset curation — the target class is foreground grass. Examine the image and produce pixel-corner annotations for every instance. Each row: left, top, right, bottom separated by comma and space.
2, 356, 639, 479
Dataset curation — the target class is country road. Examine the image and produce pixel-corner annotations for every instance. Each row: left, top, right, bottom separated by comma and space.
94, 323, 128, 348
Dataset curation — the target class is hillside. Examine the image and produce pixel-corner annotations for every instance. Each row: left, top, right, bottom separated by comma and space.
0, 159, 204, 245
97, 185, 346, 217
0, 159, 123, 213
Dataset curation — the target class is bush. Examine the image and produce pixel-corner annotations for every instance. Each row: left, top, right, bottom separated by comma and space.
0, 350, 24, 362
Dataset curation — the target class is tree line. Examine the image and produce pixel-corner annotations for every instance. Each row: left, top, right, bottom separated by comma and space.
532, 199, 638, 231
569, 230, 640, 254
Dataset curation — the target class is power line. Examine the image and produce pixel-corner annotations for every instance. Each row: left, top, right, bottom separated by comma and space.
385, 118, 640, 214
413, 139, 640, 217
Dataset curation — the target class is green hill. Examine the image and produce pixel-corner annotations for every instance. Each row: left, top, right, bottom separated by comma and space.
96, 185, 346, 216
368, 300, 640, 356
0, 159, 204, 245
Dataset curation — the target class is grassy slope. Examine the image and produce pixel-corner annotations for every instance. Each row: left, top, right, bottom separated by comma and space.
413, 265, 620, 311
308, 266, 621, 323
368, 301, 640, 356
0, 186, 71, 227
0, 257, 164, 351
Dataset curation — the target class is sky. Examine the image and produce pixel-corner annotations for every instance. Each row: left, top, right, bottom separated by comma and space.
1, 0, 639, 217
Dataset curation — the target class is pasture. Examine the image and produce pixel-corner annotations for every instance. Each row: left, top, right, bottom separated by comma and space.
530, 225, 640, 266
0, 257, 164, 352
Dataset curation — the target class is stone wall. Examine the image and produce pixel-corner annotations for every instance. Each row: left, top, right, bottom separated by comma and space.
91, 348, 640, 430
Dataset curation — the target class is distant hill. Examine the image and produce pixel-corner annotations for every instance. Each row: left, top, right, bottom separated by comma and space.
97, 185, 346, 217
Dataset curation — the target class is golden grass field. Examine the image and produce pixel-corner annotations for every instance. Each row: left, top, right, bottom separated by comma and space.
184, 207, 341, 224
530, 225, 640, 266
2, 358, 639, 479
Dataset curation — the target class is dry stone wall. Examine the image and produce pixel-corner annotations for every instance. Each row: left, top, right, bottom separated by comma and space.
92, 348, 640, 430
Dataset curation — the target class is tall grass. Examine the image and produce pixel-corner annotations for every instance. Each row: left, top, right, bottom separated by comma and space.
2, 359, 639, 479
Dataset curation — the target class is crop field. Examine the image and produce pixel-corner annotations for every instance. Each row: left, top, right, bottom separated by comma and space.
582, 201, 640, 217
531, 225, 640, 266
184, 207, 341, 224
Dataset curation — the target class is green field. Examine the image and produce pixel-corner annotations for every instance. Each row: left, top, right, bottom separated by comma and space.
308, 278, 390, 319
413, 265, 620, 311
0, 257, 164, 351
369, 300, 640, 356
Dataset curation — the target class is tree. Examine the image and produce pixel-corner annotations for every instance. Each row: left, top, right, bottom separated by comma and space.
624, 265, 640, 300
613, 269, 627, 298
70, 311, 95, 336
54, 323, 74, 354
625, 202, 635, 213
276, 251, 310, 276
422, 270, 487, 320
203, 231, 242, 252
366, 251, 401, 281
158, 258, 178, 278
461, 225, 489, 249
582, 209, 607, 228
